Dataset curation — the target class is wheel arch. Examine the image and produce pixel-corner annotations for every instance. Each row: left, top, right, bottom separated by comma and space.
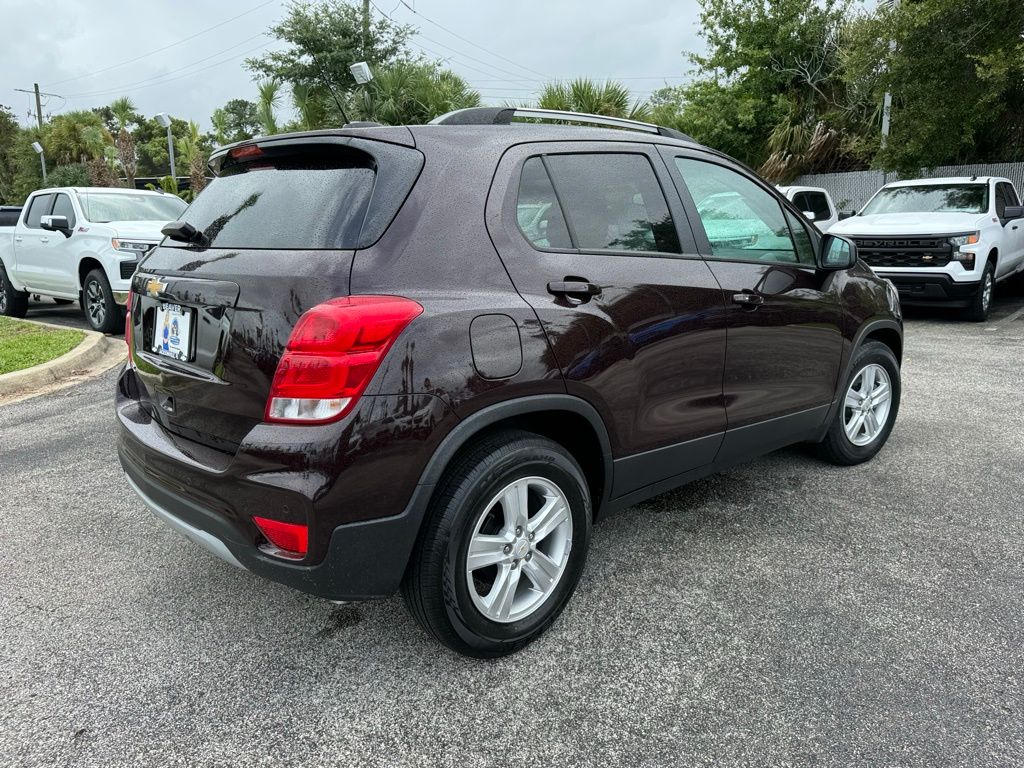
419, 396, 614, 524
78, 256, 106, 291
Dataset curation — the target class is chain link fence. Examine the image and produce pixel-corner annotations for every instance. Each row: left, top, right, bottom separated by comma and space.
793, 163, 1024, 212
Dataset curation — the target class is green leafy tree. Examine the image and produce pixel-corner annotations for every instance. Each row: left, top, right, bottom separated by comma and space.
0, 105, 20, 203
358, 60, 480, 126
246, 0, 413, 103
209, 98, 260, 145
176, 120, 208, 198
290, 83, 331, 130
46, 163, 91, 187
842, 0, 1024, 173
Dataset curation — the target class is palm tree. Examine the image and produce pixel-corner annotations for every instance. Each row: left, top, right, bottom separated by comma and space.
291, 83, 328, 130
176, 121, 207, 199
536, 79, 650, 121
361, 61, 480, 126
109, 96, 137, 187
256, 79, 282, 136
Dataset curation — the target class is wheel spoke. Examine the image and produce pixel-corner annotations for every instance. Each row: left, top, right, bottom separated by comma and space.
528, 495, 569, 543
846, 410, 866, 440
523, 549, 561, 591
485, 563, 521, 620
860, 365, 875, 394
501, 481, 530, 532
467, 534, 510, 572
871, 381, 890, 405
864, 409, 880, 437
844, 390, 861, 410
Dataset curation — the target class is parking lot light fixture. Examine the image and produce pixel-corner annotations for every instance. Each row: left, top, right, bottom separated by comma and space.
350, 61, 373, 85
31, 140, 46, 183
155, 112, 176, 180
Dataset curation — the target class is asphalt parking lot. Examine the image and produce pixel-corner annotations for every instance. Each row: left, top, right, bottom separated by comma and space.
2, 292, 1023, 767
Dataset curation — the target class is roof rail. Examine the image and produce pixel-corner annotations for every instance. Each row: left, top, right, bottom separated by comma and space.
430, 107, 696, 143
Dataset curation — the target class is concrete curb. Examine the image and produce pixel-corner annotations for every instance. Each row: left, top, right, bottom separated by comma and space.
0, 319, 115, 398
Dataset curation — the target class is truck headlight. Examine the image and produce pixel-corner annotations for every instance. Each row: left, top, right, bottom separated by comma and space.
948, 232, 980, 269
111, 239, 154, 255
947, 232, 979, 247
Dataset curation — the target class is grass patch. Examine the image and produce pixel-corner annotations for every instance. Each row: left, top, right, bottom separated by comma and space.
0, 316, 85, 375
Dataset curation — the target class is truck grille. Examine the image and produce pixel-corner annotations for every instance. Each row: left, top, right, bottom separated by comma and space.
120, 261, 139, 280
852, 236, 952, 268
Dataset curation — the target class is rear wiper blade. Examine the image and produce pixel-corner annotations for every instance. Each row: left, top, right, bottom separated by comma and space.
161, 220, 206, 245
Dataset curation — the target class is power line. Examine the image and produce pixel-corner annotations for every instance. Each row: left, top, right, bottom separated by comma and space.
412, 30, 544, 82
45, 0, 279, 87
64, 33, 269, 98
392, 0, 550, 79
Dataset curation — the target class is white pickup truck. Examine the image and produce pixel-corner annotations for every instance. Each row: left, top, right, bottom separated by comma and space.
0, 187, 187, 332
831, 177, 1024, 321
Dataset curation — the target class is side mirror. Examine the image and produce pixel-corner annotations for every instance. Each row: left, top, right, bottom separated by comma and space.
838, 211, 856, 221
1003, 205, 1023, 221
802, 210, 816, 221
40, 214, 71, 237
818, 234, 858, 271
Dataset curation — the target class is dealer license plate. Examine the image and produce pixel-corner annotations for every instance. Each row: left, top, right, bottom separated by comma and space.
151, 303, 193, 361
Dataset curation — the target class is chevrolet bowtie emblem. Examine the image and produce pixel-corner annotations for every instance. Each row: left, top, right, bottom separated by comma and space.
145, 278, 166, 297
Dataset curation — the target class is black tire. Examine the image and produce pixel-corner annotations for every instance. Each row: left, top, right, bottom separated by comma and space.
0, 263, 29, 318
402, 429, 592, 658
82, 268, 122, 334
52, 298, 75, 305
962, 260, 994, 322
816, 341, 901, 466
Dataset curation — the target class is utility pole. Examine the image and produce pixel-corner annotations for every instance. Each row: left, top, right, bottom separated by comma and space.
880, 0, 900, 149
14, 84, 62, 128
33, 84, 44, 130
362, 0, 370, 58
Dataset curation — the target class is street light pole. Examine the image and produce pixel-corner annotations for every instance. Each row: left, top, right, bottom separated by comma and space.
155, 113, 176, 180
31, 141, 47, 184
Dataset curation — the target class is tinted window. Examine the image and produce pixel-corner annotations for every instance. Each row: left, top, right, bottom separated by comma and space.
861, 184, 989, 215
995, 184, 1008, 218
543, 154, 680, 254
792, 190, 832, 221
675, 158, 799, 264
178, 144, 378, 249
51, 194, 76, 229
24, 194, 54, 229
1004, 183, 1021, 207
0, 208, 21, 227
77, 192, 186, 223
517, 157, 571, 249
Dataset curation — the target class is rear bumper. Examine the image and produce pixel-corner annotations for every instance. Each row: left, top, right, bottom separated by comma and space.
881, 273, 981, 307
116, 366, 448, 601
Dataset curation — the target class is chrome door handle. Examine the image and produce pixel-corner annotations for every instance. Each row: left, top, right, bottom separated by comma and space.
39, 237, 49, 244
14, 236, 22, 242
732, 292, 764, 308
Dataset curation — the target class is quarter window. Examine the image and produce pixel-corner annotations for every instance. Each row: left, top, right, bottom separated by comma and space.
674, 158, 801, 264
541, 153, 681, 254
516, 157, 572, 249
24, 194, 54, 229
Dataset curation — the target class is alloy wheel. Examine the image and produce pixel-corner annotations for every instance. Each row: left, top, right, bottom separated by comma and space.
982, 272, 993, 313
0, 283, 7, 314
465, 476, 573, 623
843, 363, 892, 446
86, 279, 105, 327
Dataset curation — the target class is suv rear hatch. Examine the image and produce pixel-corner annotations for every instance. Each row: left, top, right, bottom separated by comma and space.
128, 132, 423, 452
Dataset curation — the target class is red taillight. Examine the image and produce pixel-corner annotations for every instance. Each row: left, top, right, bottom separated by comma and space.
252, 516, 308, 558
124, 289, 133, 362
229, 144, 263, 160
265, 295, 423, 424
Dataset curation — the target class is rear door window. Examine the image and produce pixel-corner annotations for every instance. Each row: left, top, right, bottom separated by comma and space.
516, 157, 572, 249
24, 194, 54, 229
542, 153, 681, 254
792, 191, 832, 222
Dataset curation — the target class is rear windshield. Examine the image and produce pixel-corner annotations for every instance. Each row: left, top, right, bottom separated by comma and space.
861, 184, 989, 215
78, 192, 187, 223
175, 144, 381, 249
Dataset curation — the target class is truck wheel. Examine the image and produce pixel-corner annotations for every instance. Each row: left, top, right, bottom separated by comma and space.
815, 341, 901, 466
0, 263, 29, 318
963, 261, 994, 322
82, 269, 122, 334
402, 429, 592, 657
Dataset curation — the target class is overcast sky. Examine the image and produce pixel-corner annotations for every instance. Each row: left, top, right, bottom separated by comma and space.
1, 0, 705, 130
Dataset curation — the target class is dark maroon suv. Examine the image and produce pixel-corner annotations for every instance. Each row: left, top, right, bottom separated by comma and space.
117, 108, 903, 657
